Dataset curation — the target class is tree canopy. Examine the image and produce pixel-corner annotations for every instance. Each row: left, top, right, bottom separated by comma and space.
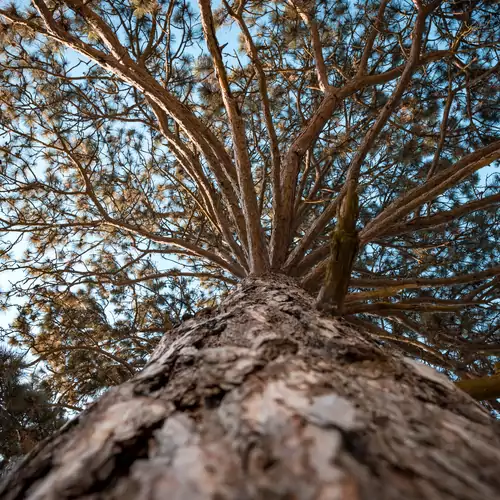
0, 0, 499, 448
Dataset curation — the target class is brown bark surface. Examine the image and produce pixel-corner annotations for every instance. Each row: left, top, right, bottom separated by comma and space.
2, 275, 500, 500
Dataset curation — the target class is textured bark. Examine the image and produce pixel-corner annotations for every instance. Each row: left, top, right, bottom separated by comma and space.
2, 276, 500, 500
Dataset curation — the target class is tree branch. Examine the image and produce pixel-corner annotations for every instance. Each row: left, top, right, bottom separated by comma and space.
361, 140, 500, 242
376, 193, 500, 239
456, 373, 500, 401
346, 316, 452, 368
226, 1, 282, 241
290, 1, 330, 92
151, 103, 249, 269
344, 299, 482, 315
357, 0, 390, 76
198, 0, 268, 273
349, 265, 500, 290
26, 346, 136, 374
284, 8, 432, 272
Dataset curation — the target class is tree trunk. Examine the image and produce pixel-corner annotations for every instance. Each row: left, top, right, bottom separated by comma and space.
2, 275, 500, 500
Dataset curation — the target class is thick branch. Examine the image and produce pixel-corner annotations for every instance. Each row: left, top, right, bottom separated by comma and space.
316, 193, 359, 312
227, 2, 282, 238
456, 374, 500, 401
342, 9, 428, 205
198, 0, 268, 274
291, 1, 330, 92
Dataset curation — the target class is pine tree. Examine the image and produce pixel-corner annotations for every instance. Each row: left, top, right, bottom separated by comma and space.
0, 348, 64, 475
0, 0, 500, 497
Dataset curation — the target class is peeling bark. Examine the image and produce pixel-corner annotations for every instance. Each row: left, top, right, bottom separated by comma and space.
2, 276, 500, 499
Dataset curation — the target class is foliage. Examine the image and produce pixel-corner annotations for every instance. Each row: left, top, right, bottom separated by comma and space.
3, 276, 213, 409
0, 0, 499, 449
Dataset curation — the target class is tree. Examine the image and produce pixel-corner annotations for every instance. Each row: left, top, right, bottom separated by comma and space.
0, 348, 65, 475
1, 0, 500, 497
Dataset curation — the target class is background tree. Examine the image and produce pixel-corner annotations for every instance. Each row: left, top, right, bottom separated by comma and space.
0, 348, 65, 475
0, 0, 500, 497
